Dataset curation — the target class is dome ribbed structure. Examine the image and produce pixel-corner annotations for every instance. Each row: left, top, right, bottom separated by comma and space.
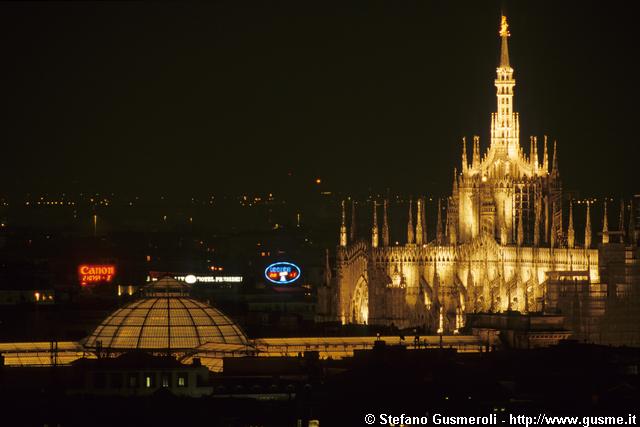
84, 277, 247, 353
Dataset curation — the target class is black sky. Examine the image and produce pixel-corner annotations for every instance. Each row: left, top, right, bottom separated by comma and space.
0, 1, 637, 198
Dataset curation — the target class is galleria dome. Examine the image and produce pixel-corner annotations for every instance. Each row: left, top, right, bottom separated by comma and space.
83, 277, 248, 353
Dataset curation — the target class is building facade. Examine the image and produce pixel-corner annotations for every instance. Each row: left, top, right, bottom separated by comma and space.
317, 17, 640, 344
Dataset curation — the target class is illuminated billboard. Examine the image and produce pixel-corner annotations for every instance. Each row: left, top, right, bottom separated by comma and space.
79, 265, 116, 285
264, 262, 301, 285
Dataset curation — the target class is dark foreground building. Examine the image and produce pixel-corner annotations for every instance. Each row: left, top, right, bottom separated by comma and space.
0, 340, 638, 426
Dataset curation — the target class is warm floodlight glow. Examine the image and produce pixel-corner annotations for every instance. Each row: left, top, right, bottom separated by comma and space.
500, 15, 510, 37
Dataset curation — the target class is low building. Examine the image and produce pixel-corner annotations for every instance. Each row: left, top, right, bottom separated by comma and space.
467, 312, 572, 349
67, 351, 213, 397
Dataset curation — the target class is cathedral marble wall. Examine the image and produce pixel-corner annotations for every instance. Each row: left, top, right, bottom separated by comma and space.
328, 235, 599, 333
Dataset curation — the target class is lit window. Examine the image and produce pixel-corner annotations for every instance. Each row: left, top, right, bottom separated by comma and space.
145, 373, 155, 388
177, 373, 188, 387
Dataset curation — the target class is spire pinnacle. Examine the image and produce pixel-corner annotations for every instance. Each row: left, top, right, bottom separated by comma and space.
324, 248, 332, 285
461, 137, 468, 172
602, 200, 609, 244
619, 199, 625, 243
585, 201, 592, 249
568, 200, 575, 249
629, 199, 636, 246
339, 200, 347, 247
452, 168, 458, 193
472, 136, 480, 169
436, 198, 443, 245
416, 199, 423, 245
552, 140, 559, 176
499, 15, 511, 68
350, 200, 357, 242
500, 15, 510, 38
447, 197, 457, 245
420, 197, 427, 244
550, 201, 556, 249
534, 193, 541, 247
382, 199, 390, 246
407, 198, 414, 244
371, 201, 379, 248
543, 136, 549, 173
531, 136, 538, 173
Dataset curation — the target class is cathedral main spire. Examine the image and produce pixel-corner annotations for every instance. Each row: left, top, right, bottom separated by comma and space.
492, 15, 518, 157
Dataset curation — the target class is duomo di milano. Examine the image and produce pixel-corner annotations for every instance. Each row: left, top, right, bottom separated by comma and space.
317, 16, 640, 343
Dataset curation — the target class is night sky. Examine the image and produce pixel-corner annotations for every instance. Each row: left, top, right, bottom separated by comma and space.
0, 1, 637, 198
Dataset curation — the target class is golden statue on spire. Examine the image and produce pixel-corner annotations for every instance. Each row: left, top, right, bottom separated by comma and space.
500, 15, 510, 37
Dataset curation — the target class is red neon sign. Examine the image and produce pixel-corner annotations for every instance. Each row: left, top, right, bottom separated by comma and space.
79, 265, 116, 285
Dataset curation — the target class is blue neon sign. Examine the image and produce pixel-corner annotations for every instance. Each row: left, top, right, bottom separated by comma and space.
264, 262, 301, 285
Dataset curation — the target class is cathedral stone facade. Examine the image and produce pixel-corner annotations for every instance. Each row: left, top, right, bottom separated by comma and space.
317, 17, 640, 341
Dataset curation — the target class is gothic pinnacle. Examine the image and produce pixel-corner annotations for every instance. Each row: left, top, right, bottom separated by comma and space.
629, 198, 636, 246
371, 201, 379, 248
420, 197, 427, 244
350, 200, 357, 242
472, 136, 480, 169
461, 137, 468, 172
339, 200, 347, 247
543, 136, 549, 174
534, 194, 541, 247
550, 201, 556, 249
407, 198, 414, 244
436, 198, 443, 244
452, 168, 458, 193
552, 140, 559, 176
602, 199, 609, 244
568, 200, 575, 249
416, 199, 423, 245
531, 136, 538, 173
619, 199, 625, 243
585, 201, 592, 249
382, 199, 390, 246
324, 248, 332, 285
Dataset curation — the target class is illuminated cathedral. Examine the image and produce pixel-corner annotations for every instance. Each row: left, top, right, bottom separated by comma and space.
317, 17, 639, 339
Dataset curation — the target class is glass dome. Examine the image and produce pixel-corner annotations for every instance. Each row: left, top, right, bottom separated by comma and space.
84, 278, 248, 352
